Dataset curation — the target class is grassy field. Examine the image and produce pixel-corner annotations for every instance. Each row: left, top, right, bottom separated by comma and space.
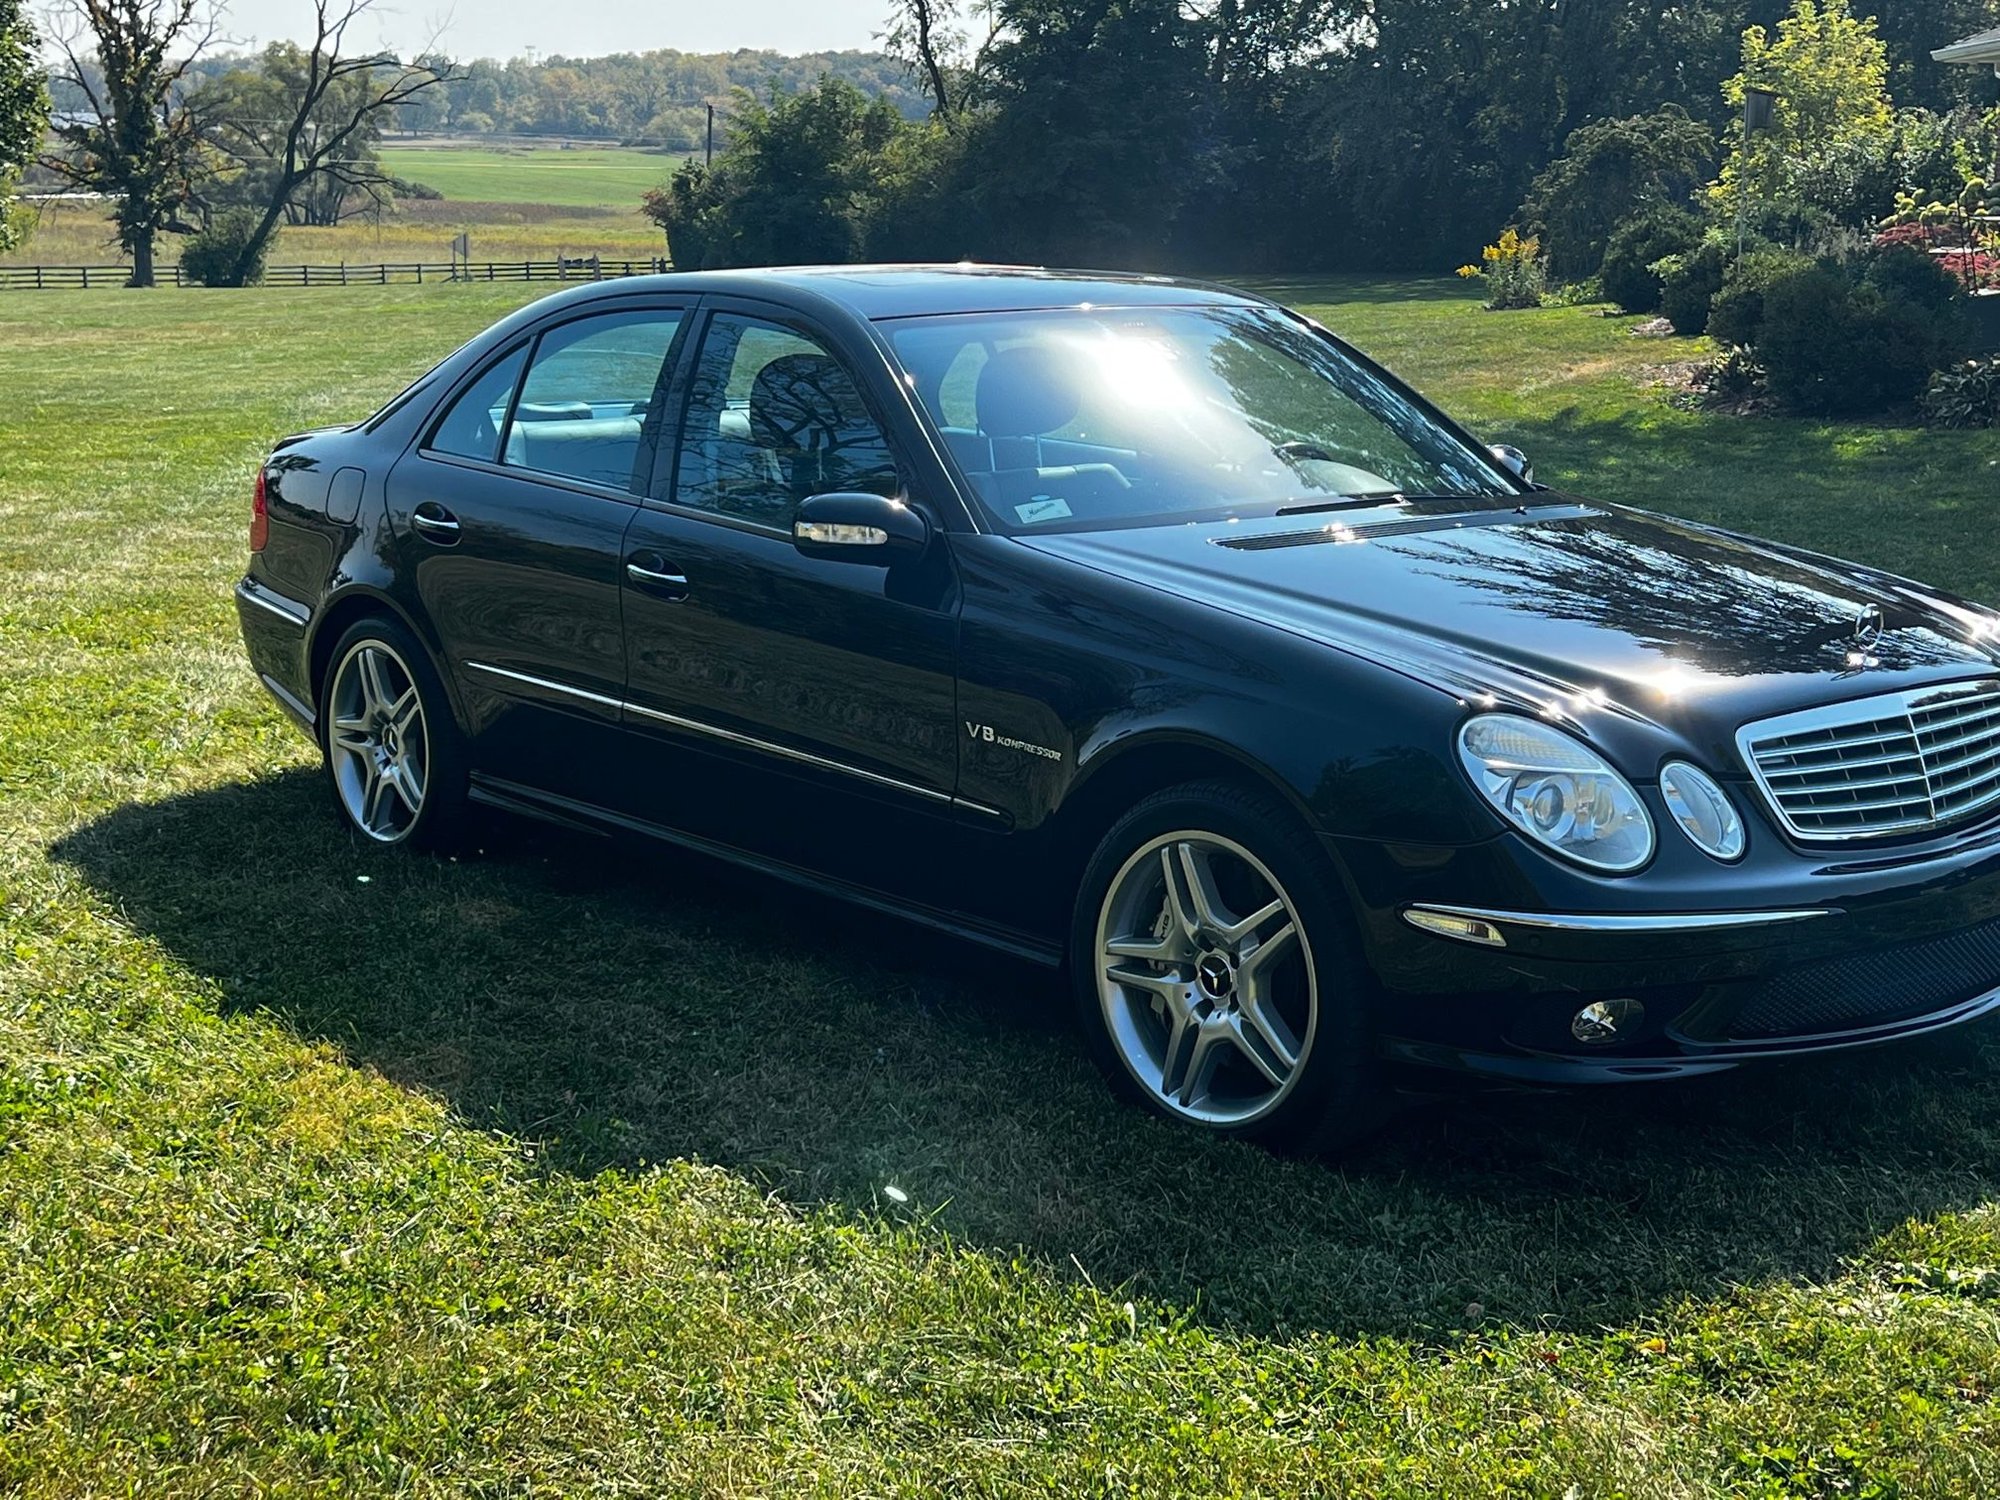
6, 143, 674, 267
378, 142, 689, 208
4, 276, 2000, 1494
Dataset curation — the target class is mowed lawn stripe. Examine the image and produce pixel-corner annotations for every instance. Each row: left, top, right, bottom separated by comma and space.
378, 144, 688, 209
2, 279, 1999, 1495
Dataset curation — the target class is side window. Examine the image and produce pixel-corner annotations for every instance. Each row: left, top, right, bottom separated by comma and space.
499, 309, 684, 493
427, 345, 527, 462
666, 313, 898, 529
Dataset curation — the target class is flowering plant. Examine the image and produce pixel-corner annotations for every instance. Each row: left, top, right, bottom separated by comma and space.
1879, 184, 1998, 293
1935, 249, 2000, 291
1458, 229, 1548, 310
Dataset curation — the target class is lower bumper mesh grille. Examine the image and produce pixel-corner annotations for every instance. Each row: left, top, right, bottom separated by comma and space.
1726, 916, 2000, 1040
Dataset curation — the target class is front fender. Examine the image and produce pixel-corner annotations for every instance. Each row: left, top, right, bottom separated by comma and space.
951, 535, 1497, 847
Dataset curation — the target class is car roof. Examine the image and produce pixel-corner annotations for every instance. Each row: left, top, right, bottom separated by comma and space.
547, 263, 1271, 321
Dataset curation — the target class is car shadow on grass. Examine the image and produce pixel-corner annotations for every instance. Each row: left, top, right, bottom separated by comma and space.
53, 768, 2000, 1342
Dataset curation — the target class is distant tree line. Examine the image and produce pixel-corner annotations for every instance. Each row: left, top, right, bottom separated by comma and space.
47, 45, 931, 148
429, 50, 926, 143
653, 0, 2000, 274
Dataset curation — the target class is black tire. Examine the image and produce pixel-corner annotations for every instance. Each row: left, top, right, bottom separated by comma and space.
1070, 778, 1380, 1152
317, 615, 472, 853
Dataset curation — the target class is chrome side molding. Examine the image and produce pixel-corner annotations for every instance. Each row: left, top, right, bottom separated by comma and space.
462, 659, 1006, 821
235, 577, 311, 626
1404, 903, 1834, 947
463, 660, 621, 708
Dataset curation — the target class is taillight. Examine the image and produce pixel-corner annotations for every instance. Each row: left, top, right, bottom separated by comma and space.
250, 466, 269, 552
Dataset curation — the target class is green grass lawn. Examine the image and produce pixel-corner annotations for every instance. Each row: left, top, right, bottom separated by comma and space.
378, 143, 687, 209
4, 277, 2000, 1495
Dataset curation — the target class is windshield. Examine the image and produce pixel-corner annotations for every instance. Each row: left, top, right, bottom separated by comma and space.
884, 304, 1516, 533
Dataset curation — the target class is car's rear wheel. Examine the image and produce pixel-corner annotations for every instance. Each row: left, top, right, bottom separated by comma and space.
1072, 780, 1377, 1151
320, 617, 469, 851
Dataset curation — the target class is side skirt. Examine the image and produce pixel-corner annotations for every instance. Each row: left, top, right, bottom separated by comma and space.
467, 772, 1064, 969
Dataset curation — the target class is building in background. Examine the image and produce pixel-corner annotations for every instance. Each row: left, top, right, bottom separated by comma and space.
1933, 26, 2000, 75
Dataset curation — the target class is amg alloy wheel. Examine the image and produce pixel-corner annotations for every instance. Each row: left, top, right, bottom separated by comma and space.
1095, 831, 1315, 1127
1073, 781, 1376, 1149
329, 640, 429, 842
318, 617, 470, 852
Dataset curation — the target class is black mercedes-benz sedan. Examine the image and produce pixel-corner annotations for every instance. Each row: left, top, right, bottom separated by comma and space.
237, 264, 2000, 1147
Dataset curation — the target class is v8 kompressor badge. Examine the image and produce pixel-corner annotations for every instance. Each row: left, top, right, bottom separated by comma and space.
964, 721, 1063, 762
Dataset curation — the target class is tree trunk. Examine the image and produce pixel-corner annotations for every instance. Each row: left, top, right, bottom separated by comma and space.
913, 0, 951, 118
1212, 0, 1238, 85
129, 234, 156, 289
230, 194, 293, 287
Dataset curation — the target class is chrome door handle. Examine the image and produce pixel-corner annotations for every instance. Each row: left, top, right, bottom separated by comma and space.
626, 562, 689, 588
411, 502, 461, 542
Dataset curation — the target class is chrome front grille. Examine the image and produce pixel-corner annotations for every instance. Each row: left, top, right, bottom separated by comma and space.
1739, 680, 2000, 841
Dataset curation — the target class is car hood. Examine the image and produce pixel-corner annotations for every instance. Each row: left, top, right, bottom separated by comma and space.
1018, 496, 2000, 769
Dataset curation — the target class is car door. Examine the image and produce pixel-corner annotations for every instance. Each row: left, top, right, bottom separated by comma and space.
614, 302, 969, 895
385, 300, 691, 800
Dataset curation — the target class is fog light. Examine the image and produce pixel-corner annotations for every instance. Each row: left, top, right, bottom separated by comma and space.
1572, 998, 1645, 1044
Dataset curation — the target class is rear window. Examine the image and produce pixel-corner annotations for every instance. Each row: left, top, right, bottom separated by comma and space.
426, 346, 527, 463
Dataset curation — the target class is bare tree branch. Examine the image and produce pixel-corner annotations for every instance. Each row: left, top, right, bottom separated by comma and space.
195, 0, 458, 271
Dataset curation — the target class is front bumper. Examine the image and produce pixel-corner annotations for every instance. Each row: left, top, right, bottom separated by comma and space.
1337, 827, 2000, 1083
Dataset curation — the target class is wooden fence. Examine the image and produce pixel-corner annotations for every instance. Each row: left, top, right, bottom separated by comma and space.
0, 255, 673, 291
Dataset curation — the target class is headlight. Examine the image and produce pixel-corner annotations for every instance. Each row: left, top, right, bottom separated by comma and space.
1457, 715, 1654, 873
1659, 761, 1746, 862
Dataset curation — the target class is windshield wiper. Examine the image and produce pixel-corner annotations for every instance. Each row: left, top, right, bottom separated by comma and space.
1277, 490, 1535, 517
1274, 492, 1407, 516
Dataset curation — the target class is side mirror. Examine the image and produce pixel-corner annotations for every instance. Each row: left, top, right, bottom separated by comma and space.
793, 492, 930, 564
1489, 444, 1534, 485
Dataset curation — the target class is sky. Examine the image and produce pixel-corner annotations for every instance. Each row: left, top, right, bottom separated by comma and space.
217, 0, 890, 62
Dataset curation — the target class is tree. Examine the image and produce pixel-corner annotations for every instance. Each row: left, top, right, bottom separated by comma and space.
196, 44, 395, 227
1713, 0, 1897, 229
43, 0, 219, 286
1517, 108, 1717, 280
882, 0, 998, 120
643, 78, 909, 268
968, 0, 1206, 267
0, 0, 48, 253
1869, 0, 2000, 111
194, 0, 456, 285
1183, 0, 1351, 85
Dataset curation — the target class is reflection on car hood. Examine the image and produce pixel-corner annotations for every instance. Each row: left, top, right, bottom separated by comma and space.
1020, 495, 2000, 763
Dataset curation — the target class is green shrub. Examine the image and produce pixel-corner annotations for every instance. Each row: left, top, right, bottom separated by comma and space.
1756, 264, 1965, 417
1922, 357, 2000, 428
1655, 240, 1729, 335
1544, 277, 1605, 307
1514, 107, 1715, 281
640, 78, 970, 269
180, 209, 272, 288
1861, 243, 1962, 318
1706, 249, 1814, 347
1697, 346, 1769, 405
1601, 207, 1703, 313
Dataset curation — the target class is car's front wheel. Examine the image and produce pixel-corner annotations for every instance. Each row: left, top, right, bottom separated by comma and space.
320, 616, 470, 851
1072, 780, 1377, 1151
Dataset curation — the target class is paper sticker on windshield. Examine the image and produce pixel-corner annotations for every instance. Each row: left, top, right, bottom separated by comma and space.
1015, 497, 1073, 525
